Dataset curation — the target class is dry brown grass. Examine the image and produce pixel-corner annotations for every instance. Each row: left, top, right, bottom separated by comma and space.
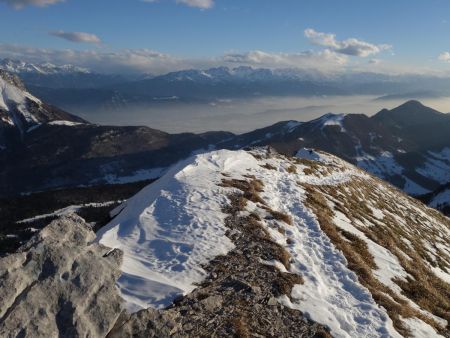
276, 226, 286, 235
262, 206, 293, 226
220, 178, 265, 205
272, 272, 304, 296
293, 157, 321, 173
330, 178, 450, 332
276, 246, 292, 270
222, 177, 295, 272
250, 153, 264, 160
302, 180, 450, 336
261, 163, 277, 171
286, 164, 297, 174
232, 316, 251, 338
221, 176, 294, 227
302, 167, 314, 176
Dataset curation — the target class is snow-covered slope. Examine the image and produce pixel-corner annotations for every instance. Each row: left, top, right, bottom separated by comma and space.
421, 182, 450, 216
430, 188, 450, 210
0, 70, 87, 134
0, 71, 43, 129
97, 148, 450, 338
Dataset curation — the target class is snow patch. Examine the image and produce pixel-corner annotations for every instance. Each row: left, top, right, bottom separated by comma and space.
402, 317, 444, 338
48, 120, 84, 127
17, 201, 120, 224
429, 188, 450, 208
94, 167, 167, 185
315, 113, 346, 132
97, 150, 260, 312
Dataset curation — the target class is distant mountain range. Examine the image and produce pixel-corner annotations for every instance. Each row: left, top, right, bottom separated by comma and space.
0, 58, 132, 90
3, 58, 450, 112
0, 69, 449, 216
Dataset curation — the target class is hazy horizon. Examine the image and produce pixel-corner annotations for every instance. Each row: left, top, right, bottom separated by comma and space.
70, 95, 450, 134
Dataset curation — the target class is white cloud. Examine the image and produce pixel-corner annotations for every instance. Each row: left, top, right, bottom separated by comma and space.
141, 0, 214, 9
438, 51, 450, 62
176, 0, 213, 8
0, 0, 63, 9
50, 31, 102, 44
0, 44, 191, 74
223, 50, 348, 72
0, 44, 349, 74
0, 43, 439, 77
304, 28, 391, 57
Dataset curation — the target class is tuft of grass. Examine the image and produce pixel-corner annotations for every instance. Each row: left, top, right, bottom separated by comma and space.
286, 165, 297, 174
232, 317, 250, 338
220, 178, 265, 205
276, 226, 286, 235
270, 210, 293, 226
261, 163, 277, 171
273, 245, 292, 270
261, 205, 293, 226
272, 272, 304, 296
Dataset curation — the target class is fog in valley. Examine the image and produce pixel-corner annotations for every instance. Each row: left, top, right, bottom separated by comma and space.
73, 95, 450, 134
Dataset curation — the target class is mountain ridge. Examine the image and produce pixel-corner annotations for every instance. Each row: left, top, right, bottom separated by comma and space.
97, 148, 450, 337
0, 72, 449, 219
3, 148, 448, 337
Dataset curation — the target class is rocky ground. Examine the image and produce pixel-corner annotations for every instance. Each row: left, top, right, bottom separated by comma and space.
0, 215, 123, 338
0, 194, 331, 338
109, 188, 331, 337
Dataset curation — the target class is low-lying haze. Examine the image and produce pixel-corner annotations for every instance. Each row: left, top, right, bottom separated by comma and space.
72, 95, 450, 134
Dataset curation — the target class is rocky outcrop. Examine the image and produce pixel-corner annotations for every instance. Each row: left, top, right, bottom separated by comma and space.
0, 214, 123, 338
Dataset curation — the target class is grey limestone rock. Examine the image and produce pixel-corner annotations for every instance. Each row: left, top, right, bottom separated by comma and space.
0, 214, 123, 338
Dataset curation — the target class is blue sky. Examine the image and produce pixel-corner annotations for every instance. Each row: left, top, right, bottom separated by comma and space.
1, 0, 450, 74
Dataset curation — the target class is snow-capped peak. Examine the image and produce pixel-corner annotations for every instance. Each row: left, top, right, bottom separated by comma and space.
0, 58, 91, 75
312, 112, 347, 132
0, 70, 42, 129
0, 70, 87, 134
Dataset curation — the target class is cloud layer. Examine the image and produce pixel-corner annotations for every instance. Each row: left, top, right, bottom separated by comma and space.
0, 0, 63, 9
3, 0, 214, 9
0, 43, 432, 76
438, 52, 450, 63
141, 0, 214, 9
223, 50, 347, 71
0, 44, 349, 75
176, 0, 213, 9
0, 44, 195, 74
50, 31, 102, 44
304, 29, 391, 57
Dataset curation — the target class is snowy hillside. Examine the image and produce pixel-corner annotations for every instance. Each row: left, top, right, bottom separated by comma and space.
98, 147, 450, 338
0, 70, 87, 134
220, 101, 450, 214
